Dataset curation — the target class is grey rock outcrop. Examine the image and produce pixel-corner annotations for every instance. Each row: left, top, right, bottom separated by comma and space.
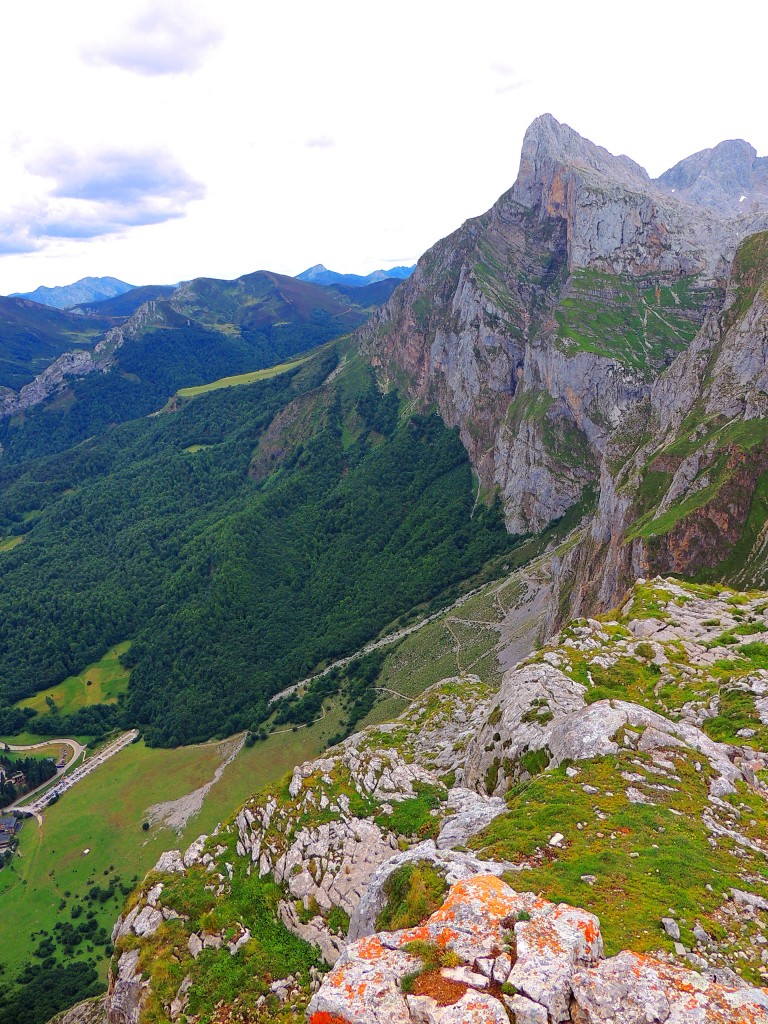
0, 300, 163, 420
464, 583, 752, 799
46, 996, 107, 1024
363, 113, 768, 594
105, 950, 149, 1024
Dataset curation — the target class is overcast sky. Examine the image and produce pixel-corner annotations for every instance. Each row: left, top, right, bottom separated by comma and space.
1, 0, 766, 294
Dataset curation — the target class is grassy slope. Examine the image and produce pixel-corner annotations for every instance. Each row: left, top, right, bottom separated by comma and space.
554, 269, 714, 372
470, 578, 768, 982
175, 354, 312, 398
0, 715, 343, 984
18, 642, 131, 716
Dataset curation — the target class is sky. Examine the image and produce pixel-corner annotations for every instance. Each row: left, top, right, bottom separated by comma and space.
1, 0, 766, 295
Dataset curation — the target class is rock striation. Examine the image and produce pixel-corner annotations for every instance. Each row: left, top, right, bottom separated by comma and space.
361, 114, 768, 607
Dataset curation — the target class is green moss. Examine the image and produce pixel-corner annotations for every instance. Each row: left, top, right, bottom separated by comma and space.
485, 758, 501, 794
326, 905, 350, 937
554, 270, 713, 373
519, 747, 551, 778
375, 783, 447, 840
376, 861, 448, 932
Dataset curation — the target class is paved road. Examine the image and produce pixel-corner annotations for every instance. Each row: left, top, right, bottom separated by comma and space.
3, 738, 86, 808
12, 730, 139, 816
4, 737, 86, 760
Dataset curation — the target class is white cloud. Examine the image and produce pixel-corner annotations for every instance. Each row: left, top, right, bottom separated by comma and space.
0, 146, 204, 253
82, 2, 222, 76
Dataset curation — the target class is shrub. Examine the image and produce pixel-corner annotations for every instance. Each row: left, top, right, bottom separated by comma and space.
376, 861, 448, 932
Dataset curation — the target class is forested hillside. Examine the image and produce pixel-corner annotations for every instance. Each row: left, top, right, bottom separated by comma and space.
0, 345, 513, 745
0, 271, 396, 464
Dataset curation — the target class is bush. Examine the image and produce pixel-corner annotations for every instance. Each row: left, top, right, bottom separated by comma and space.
376, 861, 448, 932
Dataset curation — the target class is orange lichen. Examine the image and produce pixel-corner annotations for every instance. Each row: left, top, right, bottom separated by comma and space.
431, 876, 516, 924
355, 935, 385, 960
398, 924, 431, 945
575, 916, 600, 946
309, 1014, 351, 1024
434, 926, 459, 946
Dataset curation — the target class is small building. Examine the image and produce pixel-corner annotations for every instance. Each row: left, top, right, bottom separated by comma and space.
0, 816, 21, 848
9, 772, 25, 787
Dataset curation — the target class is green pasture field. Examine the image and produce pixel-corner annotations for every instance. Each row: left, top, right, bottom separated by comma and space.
175, 355, 311, 398
1, 743, 69, 764
0, 706, 344, 983
17, 642, 131, 717
0, 536, 23, 554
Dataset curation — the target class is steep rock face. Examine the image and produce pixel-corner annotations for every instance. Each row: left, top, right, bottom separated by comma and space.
362, 115, 768, 546
581, 231, 768, 607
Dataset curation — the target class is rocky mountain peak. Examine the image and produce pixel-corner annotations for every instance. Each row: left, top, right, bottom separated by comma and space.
656, 137, 768, 214
513, 113, 650, 211
506, 114, 768, 279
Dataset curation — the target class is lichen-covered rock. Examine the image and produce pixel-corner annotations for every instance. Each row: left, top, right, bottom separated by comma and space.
308, 875, 602, 1024
571, 949, 768, 1022
309, 875, 768, 1024
348, 842, 516, 942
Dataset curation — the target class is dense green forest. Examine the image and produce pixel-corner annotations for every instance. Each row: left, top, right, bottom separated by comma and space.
0, 754, 58, 808
0, 347, 513, 746
0, 314, 353, 465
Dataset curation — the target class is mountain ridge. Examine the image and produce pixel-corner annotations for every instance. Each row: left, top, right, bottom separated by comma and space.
10, 276, 136, 310
297, 264, 414, 288
362, 114, 768, 611
5, 114, 768, 1024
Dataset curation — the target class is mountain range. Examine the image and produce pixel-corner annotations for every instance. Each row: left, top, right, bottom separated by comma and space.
0, 269, 402, 462
3, 115, 768, 1024
10, 276, 136, 310
296, 264, 414, 288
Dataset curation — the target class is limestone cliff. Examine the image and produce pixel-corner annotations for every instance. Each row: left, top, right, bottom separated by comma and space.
361, 114, 768, 567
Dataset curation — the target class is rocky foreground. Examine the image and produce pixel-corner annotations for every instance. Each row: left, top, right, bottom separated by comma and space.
85, 577, 768, 1023
310, 874, 768, 1024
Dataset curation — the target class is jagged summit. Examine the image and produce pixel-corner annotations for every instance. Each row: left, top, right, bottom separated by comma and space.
656, 137, 768, 214
507, 113, 768, 279
513, 113, 651, 209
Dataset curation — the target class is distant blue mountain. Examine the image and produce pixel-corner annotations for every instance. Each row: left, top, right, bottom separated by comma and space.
297, 264, 414, 288
11, 276, 135, 310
